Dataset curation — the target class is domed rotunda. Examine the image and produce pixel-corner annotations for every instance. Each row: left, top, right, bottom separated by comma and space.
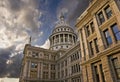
49, 15, 77, 50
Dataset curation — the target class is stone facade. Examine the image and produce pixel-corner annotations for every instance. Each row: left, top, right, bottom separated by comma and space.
19, 15, 82, 82
76, 0, 120, 82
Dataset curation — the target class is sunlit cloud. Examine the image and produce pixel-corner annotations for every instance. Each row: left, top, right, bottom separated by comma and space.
0, 78, 19, 82
35, 39, 50, 49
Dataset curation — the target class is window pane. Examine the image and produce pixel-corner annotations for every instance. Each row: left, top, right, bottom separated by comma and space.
111, 24, 120, 41
112, 58, 120, 79
116, 33, 120, 40
86, 26, 90, 37
98, 11, 105, 25
104, 29, 112, 46
107, 36, 112, 44
90, 22, 95, 33
104, 5, 112, 19
94, 38, 99, 53
89, 41, 94, 56
31, 62, 38, 68
105, 30, 110, 37
112, 25, 119, 33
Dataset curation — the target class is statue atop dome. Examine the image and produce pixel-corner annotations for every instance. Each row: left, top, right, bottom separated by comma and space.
59, 13, 65, 22
55, 13, 69, 28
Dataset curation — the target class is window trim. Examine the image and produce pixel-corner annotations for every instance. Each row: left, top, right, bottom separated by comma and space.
111, 23, 120, 41
104, 5, 112, 19
103, 29, 112, 46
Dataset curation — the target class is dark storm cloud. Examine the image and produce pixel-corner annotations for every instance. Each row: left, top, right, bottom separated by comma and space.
57, 0, 89, 26
0, 46, 23, 77
68, 0, 89, 23
0, 46, 15, 77
6, 53, 23, 77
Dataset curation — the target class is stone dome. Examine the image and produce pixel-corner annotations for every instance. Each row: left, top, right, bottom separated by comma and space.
49, 15, 77, 50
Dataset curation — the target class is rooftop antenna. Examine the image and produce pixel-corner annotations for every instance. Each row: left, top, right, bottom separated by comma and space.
60, 12, 64, 21
59, 12, 66, 24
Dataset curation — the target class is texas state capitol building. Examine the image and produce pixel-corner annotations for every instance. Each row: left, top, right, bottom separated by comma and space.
20, 0, 120, 82
19, 15, 82, 82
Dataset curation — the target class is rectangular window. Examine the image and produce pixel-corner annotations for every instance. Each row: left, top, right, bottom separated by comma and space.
58, 72, 60, 78
86, 26, 90, 37
43, 72, 48, 79
61, 70, 64, 78
65, 34, 68, 42
94, 66, 100, 82
51, 72, 55, 79
43, 63, 49, 70
77, 51, 79, 59
90, 22, 95, 33
89, 41, 94, 56
111, 24, 120, 41
65, 60, 67, 66
104, 5, 112, 19
65, 69, 67, 76
71, 66, 73, 74
85, 66, 89, 82
83, 42, 86, 60
30, 70, 37, 78
61, 61, 64, 68
104, 29, 112, 46
31, 62, 38, 69
112, 58, 120, 79
51, 55, 55, 60
60, 34, 63, 42
57, 64, 60, 70
32, 52, 38, 58
51, 64, 55, 70
94, 38, 99, 53
44, 54, 49, 59
99, 64, 105, 82
98, 11, 105, 25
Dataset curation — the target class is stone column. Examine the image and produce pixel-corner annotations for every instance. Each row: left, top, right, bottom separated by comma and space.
28, 61, 31, 78
49, 64, 51, 79
63, 34, 65, 43
102, 9, 107, 21
55, 35, 57, 44
41, 63, 43, 79
38, 62, 40, 79
82, 65, 89, 82
23, 61, 28, 78
93, 15, 105, 51
68, 34, 70, 43
78, 29, 85, 62
83, 27, 89, 61
52, 36, 54, 46
72, 35, 74, 44
101, 56, 114, 82
59, 34, 60, 43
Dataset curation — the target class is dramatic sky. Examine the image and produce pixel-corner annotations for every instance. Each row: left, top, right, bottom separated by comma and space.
0, 0, 89, 80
